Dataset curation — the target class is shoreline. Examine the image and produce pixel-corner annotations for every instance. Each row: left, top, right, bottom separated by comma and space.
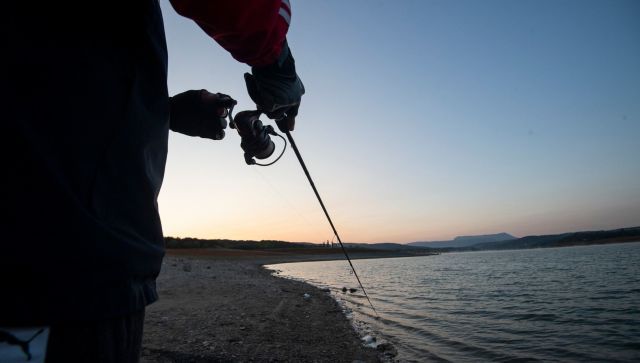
140, 249, 410, 362
164, 247, 433, 264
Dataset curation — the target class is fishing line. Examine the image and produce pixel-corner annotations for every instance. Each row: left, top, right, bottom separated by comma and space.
284, 130, 379, 318
250, 167, 317, 229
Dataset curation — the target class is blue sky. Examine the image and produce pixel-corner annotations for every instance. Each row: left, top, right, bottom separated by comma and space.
158, 0, 640, 243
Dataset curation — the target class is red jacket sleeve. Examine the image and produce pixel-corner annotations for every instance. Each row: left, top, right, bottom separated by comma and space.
169, 0, 291, 67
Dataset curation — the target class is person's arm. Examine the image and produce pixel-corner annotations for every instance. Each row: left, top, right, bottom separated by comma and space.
170, 0, 304, 131
169, 0, 290, 67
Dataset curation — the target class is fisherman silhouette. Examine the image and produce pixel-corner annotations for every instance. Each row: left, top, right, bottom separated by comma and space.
2, 1, 303, 362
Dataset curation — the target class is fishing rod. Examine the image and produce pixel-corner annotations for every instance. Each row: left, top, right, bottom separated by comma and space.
284, 130, 379, 318
228, 109, 379, 317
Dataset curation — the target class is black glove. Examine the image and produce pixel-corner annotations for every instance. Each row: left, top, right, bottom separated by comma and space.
169, 90, 237, 140
244, 40, 304, 132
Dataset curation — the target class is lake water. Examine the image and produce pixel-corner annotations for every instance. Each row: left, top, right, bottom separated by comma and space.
266, 242, 640, 362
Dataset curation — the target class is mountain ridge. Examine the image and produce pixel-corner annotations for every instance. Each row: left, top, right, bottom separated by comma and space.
408, 232, 516, 248
464, 226, 640, 251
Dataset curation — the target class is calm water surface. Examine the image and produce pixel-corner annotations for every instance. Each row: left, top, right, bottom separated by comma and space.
266, 242, 640, 362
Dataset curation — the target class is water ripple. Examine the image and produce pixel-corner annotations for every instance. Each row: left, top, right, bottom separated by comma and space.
268, 242, 640, 362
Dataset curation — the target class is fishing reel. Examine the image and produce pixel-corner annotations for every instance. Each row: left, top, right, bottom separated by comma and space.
225, 105, 379, 317
227, 107, 287, 166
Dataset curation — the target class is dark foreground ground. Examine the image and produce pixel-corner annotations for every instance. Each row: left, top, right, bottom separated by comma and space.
141, 249, 406, 362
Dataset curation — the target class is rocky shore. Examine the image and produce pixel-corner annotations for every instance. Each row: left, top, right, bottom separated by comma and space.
141, 251, 386, 362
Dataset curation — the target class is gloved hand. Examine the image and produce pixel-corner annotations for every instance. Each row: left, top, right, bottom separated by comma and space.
244, 40, 305, 132
169, 90, 237, 140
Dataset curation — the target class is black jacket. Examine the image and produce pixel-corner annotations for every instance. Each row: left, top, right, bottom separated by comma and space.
1, 0, 296, 326
1, 2, 169, 325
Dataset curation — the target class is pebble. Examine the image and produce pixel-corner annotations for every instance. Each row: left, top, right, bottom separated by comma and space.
361, 335, 377, 347
376, 342, 398, 357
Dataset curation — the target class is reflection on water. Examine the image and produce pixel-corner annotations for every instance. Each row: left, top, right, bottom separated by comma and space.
267, 242, 640, 362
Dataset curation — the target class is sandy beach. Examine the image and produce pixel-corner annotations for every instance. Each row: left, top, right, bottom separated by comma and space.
141, 249, 402, 362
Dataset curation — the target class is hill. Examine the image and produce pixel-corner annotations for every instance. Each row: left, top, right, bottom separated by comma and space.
164, 237, 311, 250
343, 242, 436, 253
408, 233, 516, 248
465, 227, 640, 251
164, 238, 437, 257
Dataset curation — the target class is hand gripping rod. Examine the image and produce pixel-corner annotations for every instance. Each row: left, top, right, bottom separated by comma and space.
285, 130, 379, 318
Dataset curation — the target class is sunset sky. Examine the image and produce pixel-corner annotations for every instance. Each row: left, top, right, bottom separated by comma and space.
158, 0, 640, 243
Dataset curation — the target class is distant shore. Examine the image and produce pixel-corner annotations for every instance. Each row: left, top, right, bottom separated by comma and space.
141, 249, 408, 362
165, 246, 427, 263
